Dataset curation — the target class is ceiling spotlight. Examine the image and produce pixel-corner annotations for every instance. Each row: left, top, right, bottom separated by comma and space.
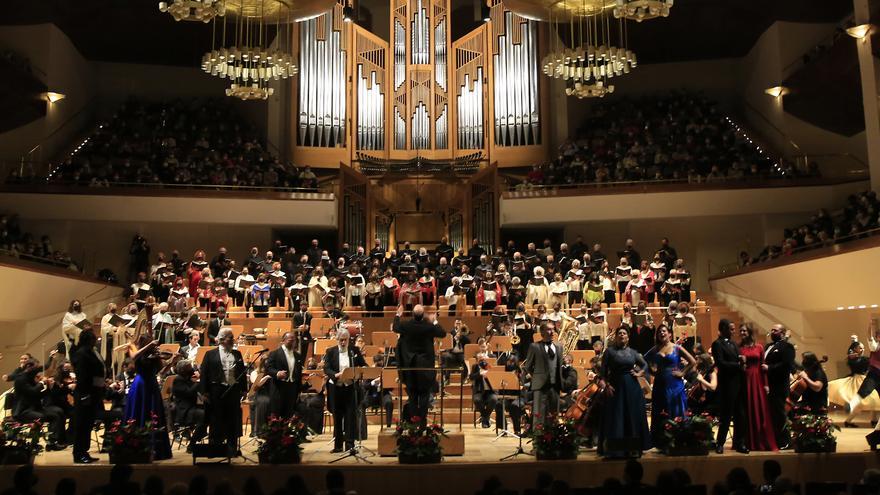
764, 86, 789, 98
846, 24, 872, 40
837, 307, 845, 311
43, 91, 66, 103
343, 4, 355, 22
481, 1, 491, 22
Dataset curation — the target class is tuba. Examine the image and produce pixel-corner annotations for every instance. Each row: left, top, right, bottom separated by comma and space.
557, 314, 580, 355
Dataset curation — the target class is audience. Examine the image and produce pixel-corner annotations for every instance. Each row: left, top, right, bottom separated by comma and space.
4, 457, 879, 495
8, 98, 320, 191
0, 212, 80, 271
742, 190, 879, 266
509, 91, 807, 191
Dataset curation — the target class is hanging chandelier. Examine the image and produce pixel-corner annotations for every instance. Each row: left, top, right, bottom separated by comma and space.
542, 1, 636, 98
201, 0, 298, 100
158, 0, 226, 22
612, 0, 672, 22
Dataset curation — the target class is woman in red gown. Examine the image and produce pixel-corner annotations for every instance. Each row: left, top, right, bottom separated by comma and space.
739, 323, 778, 451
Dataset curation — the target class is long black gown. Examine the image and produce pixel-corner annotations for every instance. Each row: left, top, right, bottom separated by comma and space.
597, 345, 652, 458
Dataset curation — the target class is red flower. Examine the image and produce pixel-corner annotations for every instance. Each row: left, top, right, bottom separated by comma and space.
114, 436, 124, 445
410, 416, 422, 423
281, 436, 294, 446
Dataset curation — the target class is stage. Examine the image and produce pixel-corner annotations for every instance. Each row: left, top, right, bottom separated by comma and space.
2, 417, 879, 495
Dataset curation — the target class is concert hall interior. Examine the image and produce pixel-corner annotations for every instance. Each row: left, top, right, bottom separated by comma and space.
2, 0, 880, 494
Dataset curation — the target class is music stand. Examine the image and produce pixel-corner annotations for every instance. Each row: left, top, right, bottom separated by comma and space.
488, 336, 512, 359
330, 366, 382, 464
485, 370, 520, 441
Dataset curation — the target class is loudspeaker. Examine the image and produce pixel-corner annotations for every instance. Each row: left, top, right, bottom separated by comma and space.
191, 444, 232, 465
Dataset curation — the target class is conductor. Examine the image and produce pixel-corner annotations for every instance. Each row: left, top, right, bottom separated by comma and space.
393, 304, 445, 423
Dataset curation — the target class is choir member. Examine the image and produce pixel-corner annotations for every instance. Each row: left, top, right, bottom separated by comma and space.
345, 265, 366, 307
62, 300, 87, 357
364, 276, 383, 317
268, 262, 287, 308
566, 260, 584, 307
638, 260, 656, 303
477, 271, 501, 315
624, 269, 646, 306
131, 272, 152, 310
399, 274, 421, 311
251, 274, 271, 318
526, 267, 549, 307
168, 278, 190, 314
308, 267, 329, 308
548, 273, 569, 310
418, 268, 436, 307
614, 257, 632, 295
287, 273, 308, 311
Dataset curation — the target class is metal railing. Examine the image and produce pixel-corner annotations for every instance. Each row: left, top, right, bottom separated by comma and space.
502, 174, 838, 195
711, 226, 880, 278
1, 180, 336, 197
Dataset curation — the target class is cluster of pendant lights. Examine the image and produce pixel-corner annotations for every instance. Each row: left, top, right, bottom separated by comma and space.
542, 0, 671, 98
160, 0, 297, 100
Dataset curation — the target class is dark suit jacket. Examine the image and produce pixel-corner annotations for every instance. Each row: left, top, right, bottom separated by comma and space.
292, 311, 312, 333
392, 315, 446, 369
171, 376, 201, 423
265, 347, 304, 398
199, 348, 246, 399
764, 340, 795, 395
12, 371, 46, 417
323, 346, 368, 386
711, 337, 743, 399
71, 345, 106, 403
207, 317, 231, 343
523, 341, 564, 391
469, 363, 494, 394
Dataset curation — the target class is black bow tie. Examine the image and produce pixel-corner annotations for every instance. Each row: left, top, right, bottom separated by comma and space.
545, 344, 555, 360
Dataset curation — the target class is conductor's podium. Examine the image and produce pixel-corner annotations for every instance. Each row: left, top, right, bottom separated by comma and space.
377, 430, 465, 456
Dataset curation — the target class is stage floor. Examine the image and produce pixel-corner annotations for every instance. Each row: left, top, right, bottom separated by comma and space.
7, 415, 880, 495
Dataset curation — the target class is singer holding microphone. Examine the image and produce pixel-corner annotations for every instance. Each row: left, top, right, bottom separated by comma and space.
265, 332, 303, 418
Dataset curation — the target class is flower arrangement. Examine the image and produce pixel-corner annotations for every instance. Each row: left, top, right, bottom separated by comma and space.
255, 415, 313, 464
105, 414, 160, 463
791, 412, 838, 453
393, 416, 446, 464
661, 412, 717, 455
0, 419, 45, 464
524, 414, 582, 460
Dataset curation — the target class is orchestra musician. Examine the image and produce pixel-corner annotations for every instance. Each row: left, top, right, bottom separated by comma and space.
560, 354, 579, 410
686, 353, 718, 415
522, 322, 563, 427
266, 332, 303, 418
199, 328, 246, 457
511, 303, 533, 359
292, 301, 313, 356
323, 329, 368, 453
171, 360, 206, 452
13, 358, 66, 452
206, 306, 231, 345
179, 331, 201, 362
469, 353, 498, 428
441, 319, 470, 385
247, 356, 272, 435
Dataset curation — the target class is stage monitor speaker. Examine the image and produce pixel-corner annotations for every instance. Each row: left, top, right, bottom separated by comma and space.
191, 444, 232, 465
603, 438, 642, 459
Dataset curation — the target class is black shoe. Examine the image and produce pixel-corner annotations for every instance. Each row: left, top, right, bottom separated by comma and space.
330, 447, 344, 454
866, 430, 880, 450
46, 443, 66, 452
778, 442, 792, 451
481, 418, 490, 428
715, 445, 724, 454
844, 421, 859, 428
735, 445, 750, 454
73, 456, 95, 464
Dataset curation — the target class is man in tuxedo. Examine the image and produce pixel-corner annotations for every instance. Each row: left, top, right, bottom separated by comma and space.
70, 330, 105, 463
522, 322, 563, 427
206, 306, 231, 345
292, 301, 313, 356
393, 304, 446, 423
323, 329, 367, 452
266, 332, 303, 418
179, 331, 201, 362
711, 318, 749, 454
199, 328, 246, 456
763, 324, 795, 448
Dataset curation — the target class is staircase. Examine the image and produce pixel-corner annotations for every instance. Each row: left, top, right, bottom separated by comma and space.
700, 292, 762, 340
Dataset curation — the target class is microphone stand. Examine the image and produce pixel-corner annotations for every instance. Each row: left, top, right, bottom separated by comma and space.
499, 380, 533, 461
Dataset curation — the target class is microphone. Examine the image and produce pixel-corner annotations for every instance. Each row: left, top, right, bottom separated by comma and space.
255, 348, 270, 355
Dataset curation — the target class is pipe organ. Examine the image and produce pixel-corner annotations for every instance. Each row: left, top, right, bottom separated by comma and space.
490, 2, 540, 147
297, 3, 348, 148
291, 1, 546, 167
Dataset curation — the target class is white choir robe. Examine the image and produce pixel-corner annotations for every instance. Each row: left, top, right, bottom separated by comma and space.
526, 278, 549, 307
308, 276, 329, 308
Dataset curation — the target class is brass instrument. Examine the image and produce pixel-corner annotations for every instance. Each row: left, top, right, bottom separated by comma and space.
557, 313, 580, 355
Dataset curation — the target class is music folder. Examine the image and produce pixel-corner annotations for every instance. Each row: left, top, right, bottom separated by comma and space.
106, 314, 129, 327
337, 366, 382, 386
484, 370, 519, 393
74, 318, 92, 329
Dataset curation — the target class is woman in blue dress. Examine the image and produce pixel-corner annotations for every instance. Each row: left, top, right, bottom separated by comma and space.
645, 325, 696, 447
125, 335, 173, 460
597, 326, 652, 458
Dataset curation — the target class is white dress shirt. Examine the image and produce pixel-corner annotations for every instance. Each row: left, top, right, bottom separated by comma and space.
219, 347, 236, 385
282, 346, 297, 382
338, 347, 351, 373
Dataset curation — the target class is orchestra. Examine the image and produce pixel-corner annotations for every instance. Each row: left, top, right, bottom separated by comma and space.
15, 239, 853, 463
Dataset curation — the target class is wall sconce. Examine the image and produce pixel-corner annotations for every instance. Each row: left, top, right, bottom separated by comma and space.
43, 92, 66, 103
846, 24, 872, 41
764, 86, 789, 98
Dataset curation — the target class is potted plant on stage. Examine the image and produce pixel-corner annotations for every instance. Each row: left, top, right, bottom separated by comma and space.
394, 416, 446, 464
106, 416, 158, 464
661, 412, 717, 456
0, 419, 45, 464
526, 414, 582, 460
791, 410, 838, 453
256, 415, 312, 464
